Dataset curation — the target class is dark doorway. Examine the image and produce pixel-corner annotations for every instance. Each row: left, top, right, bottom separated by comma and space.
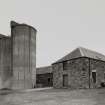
92, 71, 96, 83
63, 74, 68, 87
48, 78, 51, 85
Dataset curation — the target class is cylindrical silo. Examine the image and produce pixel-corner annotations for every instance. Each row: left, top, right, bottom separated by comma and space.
11, 21, 37, 89
0, 35, 12, 89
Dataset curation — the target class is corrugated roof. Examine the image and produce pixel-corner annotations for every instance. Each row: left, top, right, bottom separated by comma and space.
36, 66, 52, 74
53, 47, 105, 64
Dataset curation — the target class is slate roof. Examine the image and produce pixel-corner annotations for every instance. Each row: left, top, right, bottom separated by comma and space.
53, 47, 105, 64
36, 66, 52, 74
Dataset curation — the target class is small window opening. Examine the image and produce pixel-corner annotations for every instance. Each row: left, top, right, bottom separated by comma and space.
63, 61, 68, 70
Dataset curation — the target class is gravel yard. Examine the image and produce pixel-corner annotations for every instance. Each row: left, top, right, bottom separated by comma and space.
0, 88, 105, 105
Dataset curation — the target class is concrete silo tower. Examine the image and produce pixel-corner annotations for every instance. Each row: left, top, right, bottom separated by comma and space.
0, 35, 12, 89
11, 21, 37, 89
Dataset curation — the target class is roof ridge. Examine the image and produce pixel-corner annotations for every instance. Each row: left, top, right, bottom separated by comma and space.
80, 47, 105, 57
78, 47, 84, 56
53, 47, 105, 64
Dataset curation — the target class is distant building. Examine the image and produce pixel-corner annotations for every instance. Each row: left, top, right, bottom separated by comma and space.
0, 21, 37, 89
36, 66, 53, 87
52, 47, 105, 89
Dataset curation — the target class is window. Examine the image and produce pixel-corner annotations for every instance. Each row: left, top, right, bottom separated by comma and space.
63, 61, 69, 70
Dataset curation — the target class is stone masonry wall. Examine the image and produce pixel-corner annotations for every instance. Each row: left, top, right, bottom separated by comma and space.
52, 63, 63, 88
52, 57, 89, 89
68, 58, 89, 89
53, 57, 105, 89
90, 59, 105, 88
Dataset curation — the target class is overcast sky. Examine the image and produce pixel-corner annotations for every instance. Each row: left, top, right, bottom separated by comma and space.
0, 0, 105, 67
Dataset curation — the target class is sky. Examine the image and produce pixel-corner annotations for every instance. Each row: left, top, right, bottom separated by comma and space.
0, 0, 105, 67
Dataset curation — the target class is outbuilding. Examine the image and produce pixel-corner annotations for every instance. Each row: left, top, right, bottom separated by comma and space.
36, 66, 53, 87
52, 47, 105, 89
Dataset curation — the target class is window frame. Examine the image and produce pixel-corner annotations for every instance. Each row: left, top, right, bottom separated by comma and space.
63, 61, 69, 70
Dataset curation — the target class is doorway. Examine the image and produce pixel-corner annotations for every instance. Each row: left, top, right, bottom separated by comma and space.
92, 70, 96, 84
63, 74, 68, 87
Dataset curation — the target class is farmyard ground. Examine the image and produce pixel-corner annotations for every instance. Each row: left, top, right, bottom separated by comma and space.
0, 88, 105, 105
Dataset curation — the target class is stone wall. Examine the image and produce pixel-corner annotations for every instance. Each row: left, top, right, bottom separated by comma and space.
52, 57, 105, 89
89, 59, 105, 88
52, 63, 64, 88
68, 58, 89, 89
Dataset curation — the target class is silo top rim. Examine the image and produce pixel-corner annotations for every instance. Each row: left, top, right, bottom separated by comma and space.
0, 34, 10, 39
10, 21, 37, 32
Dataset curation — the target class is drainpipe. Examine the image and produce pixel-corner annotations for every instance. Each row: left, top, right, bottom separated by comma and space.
89, 58, 91, 88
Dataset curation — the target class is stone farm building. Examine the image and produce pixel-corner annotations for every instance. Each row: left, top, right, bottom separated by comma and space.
36, 66, 53, 87
52, 47, 105, 89
0, 21, 37, 89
